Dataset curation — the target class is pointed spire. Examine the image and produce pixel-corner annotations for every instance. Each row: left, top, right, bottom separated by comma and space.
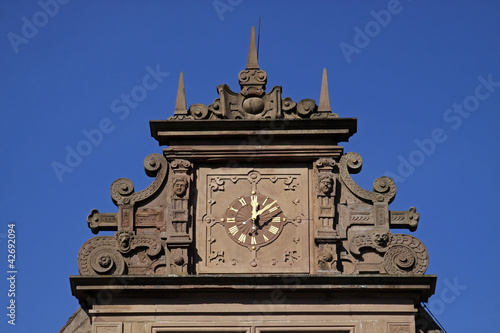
246, 26, 259, 70
174, 72, 187, 115
318, 68, 331, 113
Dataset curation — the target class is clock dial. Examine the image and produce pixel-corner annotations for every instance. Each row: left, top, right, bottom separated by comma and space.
223, 192, 286, 249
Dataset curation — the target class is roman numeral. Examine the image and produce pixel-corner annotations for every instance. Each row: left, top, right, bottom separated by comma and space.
251, 236, 257, 245
238, 197, 247, 206
251, 195, 258, 205
262, 197, 269, 205
269, 206, 279, 213
238, 234, 247, 243
269, 226, 279, 234
272, 217, 281, 223
228, 226, 239, 235
228, 206, 238, 213
227, 217, 235, 223
263, 235, 269, 242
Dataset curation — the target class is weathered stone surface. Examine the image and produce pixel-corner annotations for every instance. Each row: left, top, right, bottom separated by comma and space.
59, 307, 91, 333
69, 275, 437, 333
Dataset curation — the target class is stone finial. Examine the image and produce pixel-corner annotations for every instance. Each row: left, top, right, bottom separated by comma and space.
318, 68, 331, 113
174, 72, 187, 116
161, 30, 342, 121
246, 26, 259, 70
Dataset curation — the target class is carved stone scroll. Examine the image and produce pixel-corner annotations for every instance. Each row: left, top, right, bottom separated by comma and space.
331, 151, 430, 275
336, 152, 397, 237
339, 152, 396, 204
87, 153, 168, 234
78, 233, 164, 276
383, 234, 428, 275
346, 231, 428, 275
110, 153, 167, 206
78, 237, 126, 276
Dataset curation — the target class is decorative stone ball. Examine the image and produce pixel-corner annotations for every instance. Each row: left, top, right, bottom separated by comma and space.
173, 256, 185, 266
242, 97, 265, 114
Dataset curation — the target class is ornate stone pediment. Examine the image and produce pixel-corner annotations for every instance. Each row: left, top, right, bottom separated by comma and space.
76, 27, 429, 278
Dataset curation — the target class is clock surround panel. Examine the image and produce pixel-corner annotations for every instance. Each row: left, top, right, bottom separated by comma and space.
195, 165, 310, 274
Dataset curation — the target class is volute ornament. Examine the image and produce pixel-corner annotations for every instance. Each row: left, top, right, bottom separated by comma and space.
339, 152, 397, 204
347, 232, 428, 275
110, 153, 167, 206
78, 237, 126, 276
383, 234, 428, 274
78, 233, 163, 276
190, 103, 210, 120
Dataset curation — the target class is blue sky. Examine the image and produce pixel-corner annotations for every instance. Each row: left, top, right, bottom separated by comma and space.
1, 1, 499, 331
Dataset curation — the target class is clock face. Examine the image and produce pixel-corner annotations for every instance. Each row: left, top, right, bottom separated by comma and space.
222, 192, 286, 249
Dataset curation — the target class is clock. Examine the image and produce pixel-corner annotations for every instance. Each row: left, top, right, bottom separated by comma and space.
196, 166, 310, 273
222, 191, 286, 250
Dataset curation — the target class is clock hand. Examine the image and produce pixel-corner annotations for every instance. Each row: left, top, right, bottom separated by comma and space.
236, 218, 251, 235
251, 195, 259, 220
242, 215, 260, 232
253, 210, 280, 230
241, 215, 257, 231
255, 200, 277, 217
241, 216, 253, 225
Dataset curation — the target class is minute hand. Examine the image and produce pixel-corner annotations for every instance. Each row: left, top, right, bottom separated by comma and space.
255, 200, 277, 217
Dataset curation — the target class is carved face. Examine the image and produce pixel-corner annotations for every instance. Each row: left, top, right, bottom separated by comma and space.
319, 175, 333, 195
118, 233, 131, 249
173, 178, 188, 197
373, 232, 390, 246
